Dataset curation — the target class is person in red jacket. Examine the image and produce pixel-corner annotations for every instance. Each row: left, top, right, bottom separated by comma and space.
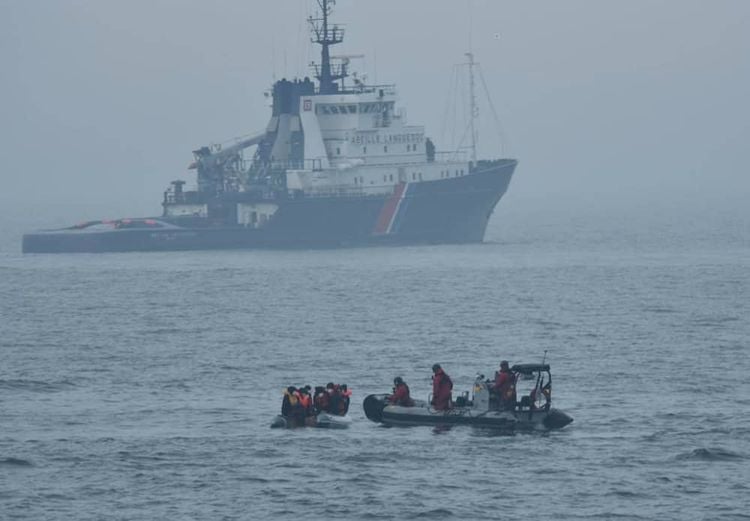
388, 376, 415, 407
493, 360, 516, 410
431, 364, 453, 410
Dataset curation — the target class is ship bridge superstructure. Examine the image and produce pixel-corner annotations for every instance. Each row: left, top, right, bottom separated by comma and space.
164, 0, 475, 216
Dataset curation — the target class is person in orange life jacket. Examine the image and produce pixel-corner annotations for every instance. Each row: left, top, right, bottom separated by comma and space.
281, 386, 298, 416
388, 376, 415, 406
337, 384, 352, 415
298, 386, 314, 415
431, 364, 453, 410
493, 360, 516, 410
313, 386, 330, 413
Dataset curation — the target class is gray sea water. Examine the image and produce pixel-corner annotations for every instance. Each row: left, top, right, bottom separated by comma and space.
1, 203, 749, 520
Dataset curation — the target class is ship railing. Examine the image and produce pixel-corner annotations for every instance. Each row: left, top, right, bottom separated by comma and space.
262, 159, 324, 172
293, 183, 404, 199
434, 150, 468, 163
358, 151, 467, 166
357, 84, 397, 96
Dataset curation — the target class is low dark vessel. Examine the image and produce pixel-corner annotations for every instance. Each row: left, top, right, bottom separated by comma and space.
363, 364, 573, 431
23, 0, 516, 254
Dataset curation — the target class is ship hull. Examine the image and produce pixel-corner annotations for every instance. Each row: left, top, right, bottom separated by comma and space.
23, 160, 515, 253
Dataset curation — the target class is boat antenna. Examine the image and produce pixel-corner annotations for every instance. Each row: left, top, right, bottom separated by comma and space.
541, 350, 548, 365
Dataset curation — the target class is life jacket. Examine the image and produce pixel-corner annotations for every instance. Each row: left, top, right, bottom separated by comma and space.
495, 370, 516, 400
390, 383, 414, 406
299, 393, 312, 410
433, 370, 452, 396
432, 370, 453, 409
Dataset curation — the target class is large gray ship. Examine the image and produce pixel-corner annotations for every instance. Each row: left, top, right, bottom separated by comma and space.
23, 0, 517, 254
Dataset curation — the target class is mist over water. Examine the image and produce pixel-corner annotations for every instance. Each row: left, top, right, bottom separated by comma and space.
2, 0, 750, 518
2, 208, 749, 520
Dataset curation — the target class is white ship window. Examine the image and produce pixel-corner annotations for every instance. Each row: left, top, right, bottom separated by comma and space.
384, 145, 388, 153
330, 106, 340, 114
348, 105, 357, 113
389, 174, 393, 182
383, 175, 387, 182
360, 176, 364, 184
363, 147, 367, 154
412, 173, 416, 180
336, 147, 341, 155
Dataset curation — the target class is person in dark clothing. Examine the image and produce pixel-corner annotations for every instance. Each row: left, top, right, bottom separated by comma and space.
425, 137, 436, 162
326, 382, 340, 415
388, 376, 415, 406
338, 384, 351, 415
431, 364, 453, 410
313, 386, 329, 413
493, 360, 516, 410
281, 386, 297, 416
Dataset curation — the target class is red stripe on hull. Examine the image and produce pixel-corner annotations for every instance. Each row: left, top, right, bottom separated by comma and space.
372, 183, 406, 235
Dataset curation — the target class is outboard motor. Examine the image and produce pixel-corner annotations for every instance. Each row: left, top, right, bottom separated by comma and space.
363, 394, 387, 423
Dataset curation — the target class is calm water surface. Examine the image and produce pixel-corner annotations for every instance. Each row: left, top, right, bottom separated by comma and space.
1, 207, 749, 520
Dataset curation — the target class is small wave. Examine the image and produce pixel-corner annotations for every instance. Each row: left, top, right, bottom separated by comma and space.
693, 316, 740, 327
414, 508, 454, 518
0, 379, 77, 393
676, 447, 744, 461
608, 489, 642, 498
145, 327, 184, 335
642, 306, 678, 314
238, 476, 270, 484
0, 457, 33, 467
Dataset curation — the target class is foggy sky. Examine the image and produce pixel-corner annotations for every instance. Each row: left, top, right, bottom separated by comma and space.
1, 0, 749, 224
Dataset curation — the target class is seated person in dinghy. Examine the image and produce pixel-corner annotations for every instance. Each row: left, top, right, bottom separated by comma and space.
388, 377, 414, 406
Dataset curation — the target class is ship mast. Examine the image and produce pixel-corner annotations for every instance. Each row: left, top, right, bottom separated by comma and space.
309, 0, 346, 94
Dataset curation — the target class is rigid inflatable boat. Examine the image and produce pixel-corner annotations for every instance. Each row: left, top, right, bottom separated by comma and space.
363, 364, 573, 431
